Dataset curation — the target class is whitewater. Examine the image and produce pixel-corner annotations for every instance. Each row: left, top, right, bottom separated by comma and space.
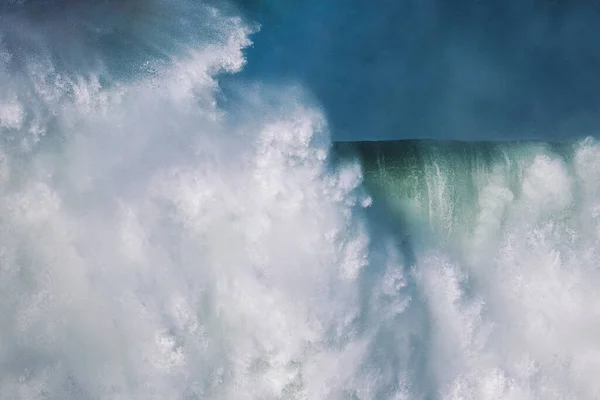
1, 0, 600, 399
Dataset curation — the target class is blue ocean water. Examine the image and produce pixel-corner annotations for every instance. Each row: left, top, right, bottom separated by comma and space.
1, 1, 600, 399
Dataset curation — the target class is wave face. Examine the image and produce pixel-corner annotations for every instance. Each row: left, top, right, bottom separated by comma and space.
335, 139, 600, 398
1, 1, 600, 399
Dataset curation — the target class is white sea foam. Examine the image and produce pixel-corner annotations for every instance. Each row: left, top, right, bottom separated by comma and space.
0, 4, 397, 398
1, 1, 600, 399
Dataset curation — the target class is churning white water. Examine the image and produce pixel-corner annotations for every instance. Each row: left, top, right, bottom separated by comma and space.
1, 1, 600, 399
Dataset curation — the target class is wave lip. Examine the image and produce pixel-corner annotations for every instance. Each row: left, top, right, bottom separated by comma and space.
333, 139, 578, 240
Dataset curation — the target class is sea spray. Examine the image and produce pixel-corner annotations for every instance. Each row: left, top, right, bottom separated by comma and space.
1, 1, 600, 399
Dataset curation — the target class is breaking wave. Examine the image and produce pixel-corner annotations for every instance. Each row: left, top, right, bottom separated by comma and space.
0, 1, 599, 399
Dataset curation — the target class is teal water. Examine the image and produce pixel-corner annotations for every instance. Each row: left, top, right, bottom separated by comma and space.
334, 140, 575, 239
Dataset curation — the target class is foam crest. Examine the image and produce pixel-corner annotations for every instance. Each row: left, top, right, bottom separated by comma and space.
336, 139, 600, 398
0, 4, 411, 397
416, 140, 600, 399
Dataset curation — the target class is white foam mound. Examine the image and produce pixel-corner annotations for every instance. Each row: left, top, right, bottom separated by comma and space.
0, 4, 386, 399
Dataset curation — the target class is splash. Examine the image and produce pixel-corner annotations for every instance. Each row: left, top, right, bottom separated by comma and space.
0, 2, 396, 398
337, 139, 600, 399
1, 1, 600, 399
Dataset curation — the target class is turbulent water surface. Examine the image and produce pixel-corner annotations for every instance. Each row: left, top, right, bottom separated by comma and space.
1, 0, 600, 399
